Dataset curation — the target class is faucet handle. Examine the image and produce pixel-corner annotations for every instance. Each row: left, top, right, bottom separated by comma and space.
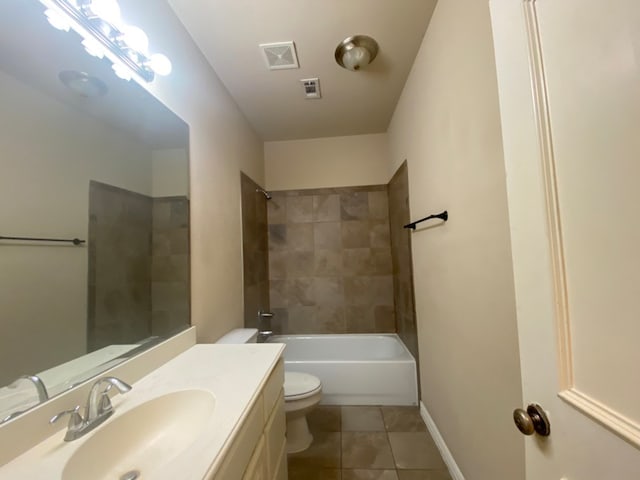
50, 405, 83, 430
97, 385, 114, 416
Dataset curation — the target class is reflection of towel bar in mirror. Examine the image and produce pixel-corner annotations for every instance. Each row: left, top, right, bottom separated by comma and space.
0, 235, 85, 245
403, 210, 449, 230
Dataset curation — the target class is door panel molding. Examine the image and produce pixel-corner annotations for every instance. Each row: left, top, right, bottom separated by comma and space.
559, 389, 640, 448
522, 0, 573, 389
522, 0, 640, 449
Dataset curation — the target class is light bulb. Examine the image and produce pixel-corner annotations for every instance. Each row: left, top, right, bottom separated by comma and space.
112, 62, 132, 81
121, 25, 149, 54
44, 8, 71, 31
82, 38, 105, 58
342, 45, 371, 71
88, 0, 121, 26
148, 54, 172, 76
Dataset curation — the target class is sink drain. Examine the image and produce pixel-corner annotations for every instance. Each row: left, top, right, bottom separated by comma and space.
120, 470, 140, 480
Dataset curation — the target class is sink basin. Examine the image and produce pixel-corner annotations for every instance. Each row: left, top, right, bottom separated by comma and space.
62, 389, 216, 480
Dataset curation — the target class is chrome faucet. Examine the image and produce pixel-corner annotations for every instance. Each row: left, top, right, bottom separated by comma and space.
50, 376, 131, 441
0, 376, 49, 425
9, 375, 49, 403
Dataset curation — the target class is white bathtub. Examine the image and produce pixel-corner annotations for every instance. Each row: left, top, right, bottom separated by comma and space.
268, 334, 418, 406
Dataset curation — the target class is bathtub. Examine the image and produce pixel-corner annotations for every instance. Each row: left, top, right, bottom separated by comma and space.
268, 334, 418, 406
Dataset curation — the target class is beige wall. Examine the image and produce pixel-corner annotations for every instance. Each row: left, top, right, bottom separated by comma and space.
0, 69, 154, 383
387, 0, 524, 478
122, 0, 264, 342
265, 133, 388, 190
151, 148, 189, 198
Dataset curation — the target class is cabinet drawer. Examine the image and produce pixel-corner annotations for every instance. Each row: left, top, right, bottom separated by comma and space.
212, 393, 265, 480
242, 435, 268, 480
264, 391, 286, 478
263, 359, 284, 418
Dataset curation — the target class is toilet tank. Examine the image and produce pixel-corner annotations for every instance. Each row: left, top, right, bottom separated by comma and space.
216, 328, 258, 344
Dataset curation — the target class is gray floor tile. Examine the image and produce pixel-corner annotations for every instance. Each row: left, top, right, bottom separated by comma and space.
308, 406, 342, 433
288, 465, 342, 480
288, 432, 341, 469
396, 470, 452, 480
342, 469, 399, 480
388, 432, 446, 470
342, 406, 386, 431
342, 432, 396, 469
381, 406, 427, 432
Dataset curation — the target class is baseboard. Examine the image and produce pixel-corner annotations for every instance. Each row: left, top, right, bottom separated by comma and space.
419, 401, 465, 480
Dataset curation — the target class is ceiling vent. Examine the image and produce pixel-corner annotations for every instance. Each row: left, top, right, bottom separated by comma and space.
259, 41, 299, 70
300, 78, 321, 99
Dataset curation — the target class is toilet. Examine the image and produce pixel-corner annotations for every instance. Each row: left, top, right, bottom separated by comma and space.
216, 328, 323, 454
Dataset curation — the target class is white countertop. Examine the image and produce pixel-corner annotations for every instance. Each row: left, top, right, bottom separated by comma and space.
0, 343, 285, 479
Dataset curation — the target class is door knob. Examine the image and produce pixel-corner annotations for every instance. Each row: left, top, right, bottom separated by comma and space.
513, 403, 550, 436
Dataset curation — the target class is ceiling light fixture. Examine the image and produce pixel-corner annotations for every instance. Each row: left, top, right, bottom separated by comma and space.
39, 0, 172, 83
334, 35, 379, 71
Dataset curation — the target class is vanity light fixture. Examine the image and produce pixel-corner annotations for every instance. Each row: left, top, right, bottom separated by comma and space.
334, 35, 379, 71
39, 0, 172, 83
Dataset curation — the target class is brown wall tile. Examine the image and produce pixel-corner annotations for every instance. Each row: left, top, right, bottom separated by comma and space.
342, 221, 371, 248
313, 194, 341, 222
287, 277, 316, 306
314, 277, 344, 306
287, 223, 315, 250
287, 196, 314, 223
368, 191, 389, 220
314, 249, 343, 276
267, 196, 286, 224
341, 191, 369, 220
314, 222, 342, 250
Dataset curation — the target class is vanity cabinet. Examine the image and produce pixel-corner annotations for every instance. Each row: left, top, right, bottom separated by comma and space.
210, 358, 287, 480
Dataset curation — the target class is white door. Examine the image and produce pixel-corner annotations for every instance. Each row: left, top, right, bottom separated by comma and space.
490, 0, 640, 478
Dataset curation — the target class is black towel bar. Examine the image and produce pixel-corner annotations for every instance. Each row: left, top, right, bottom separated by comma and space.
403, 210, 448, 230
0, 235, 85, 245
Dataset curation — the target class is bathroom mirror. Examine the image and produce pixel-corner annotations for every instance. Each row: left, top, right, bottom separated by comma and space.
0, 0, 190, 421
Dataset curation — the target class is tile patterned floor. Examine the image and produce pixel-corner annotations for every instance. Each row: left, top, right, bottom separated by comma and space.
288, 406, 453, 480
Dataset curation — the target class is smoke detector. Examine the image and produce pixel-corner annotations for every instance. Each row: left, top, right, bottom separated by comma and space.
259, 41, 299, 70
300, 78, 321, 99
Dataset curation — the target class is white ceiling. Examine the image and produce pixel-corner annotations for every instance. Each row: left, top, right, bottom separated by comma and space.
168, 0, 437, 141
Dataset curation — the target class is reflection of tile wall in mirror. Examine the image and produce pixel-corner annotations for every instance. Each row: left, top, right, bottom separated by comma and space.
88, 181, 153, 351
151, 197, 191, 337
0, 0, 190, 418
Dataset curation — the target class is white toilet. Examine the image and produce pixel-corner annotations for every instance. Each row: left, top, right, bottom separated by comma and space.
216, 328, 323, 454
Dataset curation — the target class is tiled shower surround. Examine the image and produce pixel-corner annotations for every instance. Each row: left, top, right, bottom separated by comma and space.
267, 185, 395, 334
388, 161, 419, 368
240, 172, 270, 330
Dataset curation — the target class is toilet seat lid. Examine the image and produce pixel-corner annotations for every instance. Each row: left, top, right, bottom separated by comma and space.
284, 372, 322, 399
